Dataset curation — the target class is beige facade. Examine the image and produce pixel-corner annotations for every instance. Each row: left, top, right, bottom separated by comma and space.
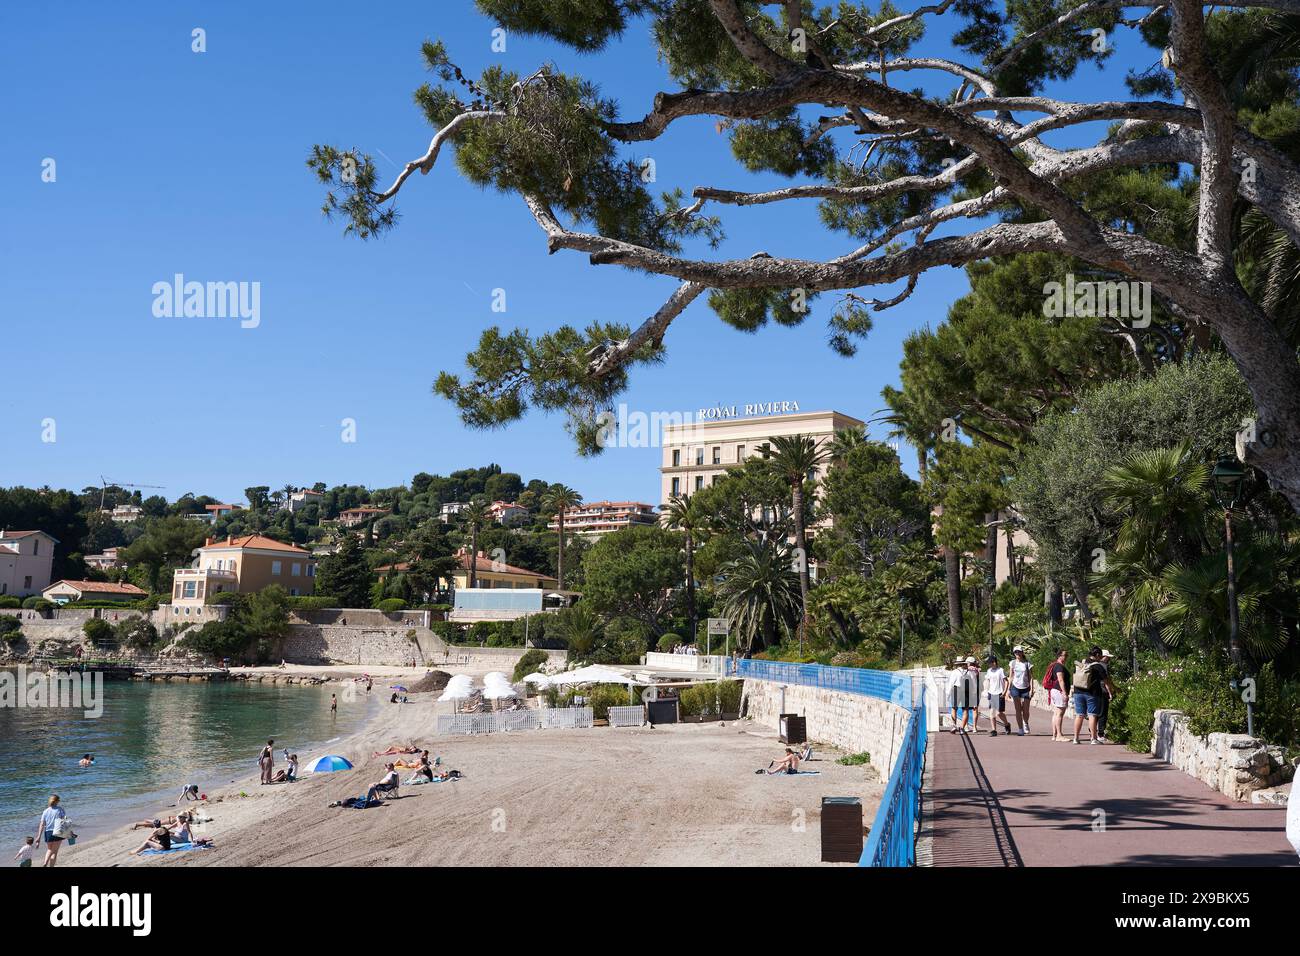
659, 408, 865, 504
0, 530, 57, 597
547, 500, 658, 538
172, 534, 316, 606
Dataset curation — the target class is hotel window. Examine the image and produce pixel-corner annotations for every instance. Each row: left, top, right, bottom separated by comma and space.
291, 563, 301, 576
33, 540, 39, 555
272, 560, 282, 575
672, 449, 680, 467
694, 476, 704, 491
183, 581, 197, 599
307, 565, 315, 578
712, 446, 721, 465
23, 576, 32, 590
671, 477, 681, 496
695, 447, 704, 466
737, 444, 746, 460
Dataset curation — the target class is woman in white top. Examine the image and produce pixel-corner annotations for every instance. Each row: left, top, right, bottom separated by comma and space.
1007, 646, 1034, 736
982, 656, 1012, 735
35, 794, 66, 867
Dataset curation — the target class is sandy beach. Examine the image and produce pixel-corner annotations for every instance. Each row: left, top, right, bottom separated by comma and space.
64, 686, 883, 867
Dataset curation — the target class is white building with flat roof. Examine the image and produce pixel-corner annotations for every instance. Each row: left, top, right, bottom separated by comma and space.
658, 406, 864, 505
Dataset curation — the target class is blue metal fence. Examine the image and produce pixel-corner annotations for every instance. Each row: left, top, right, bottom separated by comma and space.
860, 691, 926, 867
735, 658, 912, 708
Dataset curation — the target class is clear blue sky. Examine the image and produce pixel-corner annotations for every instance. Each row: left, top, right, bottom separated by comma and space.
1, 2, 1142, 505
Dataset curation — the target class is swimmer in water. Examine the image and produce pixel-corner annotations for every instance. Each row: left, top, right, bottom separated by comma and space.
78, 754, 93, 768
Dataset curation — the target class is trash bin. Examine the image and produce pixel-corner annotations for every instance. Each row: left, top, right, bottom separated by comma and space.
821, 796, 864, 863
646, 699, 678, 725
779, 713, 806, 745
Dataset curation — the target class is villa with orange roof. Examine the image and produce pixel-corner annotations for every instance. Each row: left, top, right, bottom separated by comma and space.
0, 529, 58, 597
170, 534, 316, 606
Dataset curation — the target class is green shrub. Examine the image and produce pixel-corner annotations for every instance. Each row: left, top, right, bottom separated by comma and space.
512, 648, 550, 682
115, 617, 159, 649
837, 752, 871, 766
375, 598, 408, 612
586, 683, 636, 720
287, 595, 338, 611
82, 618, 114, 644
678, 680, 742, 716
0, 596, 22, 609
656, 633, 683, 652
22, 597, 54, 612
0, 616, 23, 645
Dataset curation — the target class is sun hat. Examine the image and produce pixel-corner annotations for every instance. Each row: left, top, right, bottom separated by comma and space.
1013, 645, 1025, 653
1101, 649, 1114, 658
965, 656, 977, 664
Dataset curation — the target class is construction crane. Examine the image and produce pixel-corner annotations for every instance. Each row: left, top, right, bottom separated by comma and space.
96, 475, 166, 517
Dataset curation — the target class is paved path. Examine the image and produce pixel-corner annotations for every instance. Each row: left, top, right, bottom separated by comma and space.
926, 726, 1295, 867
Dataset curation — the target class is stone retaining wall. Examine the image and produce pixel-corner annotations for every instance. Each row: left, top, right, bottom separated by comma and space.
1151, 708, 1293, 802
742, 679, 911, 777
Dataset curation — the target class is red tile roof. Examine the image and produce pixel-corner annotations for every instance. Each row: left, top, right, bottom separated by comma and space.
47, 580, 147, 595
200, 535, 311, 554
456, 549, 555, 580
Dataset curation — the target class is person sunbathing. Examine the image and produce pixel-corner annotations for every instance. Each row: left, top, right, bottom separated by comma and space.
365, 764, 400, 803
765, 748, 802, 775
169, 813, 213, 848
131, 815, 181, 830
129, 826, 173, 855
372, 745, 420, 757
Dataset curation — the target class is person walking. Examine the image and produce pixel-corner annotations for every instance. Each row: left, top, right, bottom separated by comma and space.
330, 693, 338, 716
1095, 649, 1115, 742
965, 656, 983, 734
258, 739, 275, 785
1044, 648, 1071, 742
983, 655, 1012, 736
1007, 646, 1033, 736
948, 659, 977, 733
34, 795, 67, 867
1071, 646, 1114, 745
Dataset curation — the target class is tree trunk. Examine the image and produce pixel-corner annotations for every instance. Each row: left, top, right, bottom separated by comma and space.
792, 484, 811, 632
944, 546, 963, 634
468, 528, 478, 589
556, 514, 565, 590
1045, 577, 1063, 627
1070, 572, 1095, 622
684, 531, 697, 646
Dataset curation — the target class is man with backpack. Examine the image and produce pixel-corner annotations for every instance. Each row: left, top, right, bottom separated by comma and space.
1071, 646, 1115, 745
1043, 648, 1071, 742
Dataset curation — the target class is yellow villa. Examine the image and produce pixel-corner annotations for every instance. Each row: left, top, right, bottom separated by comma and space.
171, 534, 317, 606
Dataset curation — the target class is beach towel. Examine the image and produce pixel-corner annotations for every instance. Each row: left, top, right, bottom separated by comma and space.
141, 841, 214, 856
768, 770, 821, 776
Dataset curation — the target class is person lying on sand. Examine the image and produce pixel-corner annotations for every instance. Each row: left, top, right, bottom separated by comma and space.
132, 815, 181, 830
129, 826, 173, 855
373, 745, 421, 757
764, 748, 802, 775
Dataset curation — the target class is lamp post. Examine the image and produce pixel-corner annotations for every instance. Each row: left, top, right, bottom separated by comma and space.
1211, 455, 1253, 737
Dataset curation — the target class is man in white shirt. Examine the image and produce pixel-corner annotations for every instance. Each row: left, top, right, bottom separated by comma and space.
948, 660, 977, 734
982, 656, 1012, 736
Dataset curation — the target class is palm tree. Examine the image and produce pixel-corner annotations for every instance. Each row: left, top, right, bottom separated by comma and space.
458, 497, 492, 588
541, 484, 583, 589
829, 425, 867, 461
663, 492, 704, 645
716, 542, 802, 656
551, 603, 604, 660
764, 434, 829, 641
877, 387, 936, 482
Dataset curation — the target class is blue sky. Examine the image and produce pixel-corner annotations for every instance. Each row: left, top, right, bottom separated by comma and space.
1, 2, 1144, 505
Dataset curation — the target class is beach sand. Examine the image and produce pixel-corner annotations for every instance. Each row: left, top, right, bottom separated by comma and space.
64, 689, 884, 867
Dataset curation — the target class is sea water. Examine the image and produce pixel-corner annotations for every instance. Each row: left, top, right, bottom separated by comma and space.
0, 674, 375, 853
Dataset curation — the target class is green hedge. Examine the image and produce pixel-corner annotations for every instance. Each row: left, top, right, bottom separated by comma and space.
586, 683, 637, 720
512, 648, 550, 682
22, 597, 54, 612
678, 680, 742, 717
287, 595, 338, 611
0, 596, 21, 609
375, 598, 408, 612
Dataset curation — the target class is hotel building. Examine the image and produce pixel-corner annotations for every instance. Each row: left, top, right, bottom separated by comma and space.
658, 407, 865, 503
547, 501, 659, 538
171, 534, 317, 606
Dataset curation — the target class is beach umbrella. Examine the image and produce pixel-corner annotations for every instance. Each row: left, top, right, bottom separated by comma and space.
520, 672, 551, 686
548, 665, 640, 686
306, 754, 353, 774
438, 675, 474, 701
390, 685, 408, 692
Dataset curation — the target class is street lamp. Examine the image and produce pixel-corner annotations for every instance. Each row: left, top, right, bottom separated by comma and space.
1210, 455, 1253, 737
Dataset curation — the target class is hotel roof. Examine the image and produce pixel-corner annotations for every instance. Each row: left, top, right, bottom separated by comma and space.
47, 580, 147, 595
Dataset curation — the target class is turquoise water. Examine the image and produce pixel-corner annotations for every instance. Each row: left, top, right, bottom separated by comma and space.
0, 674, 374, 853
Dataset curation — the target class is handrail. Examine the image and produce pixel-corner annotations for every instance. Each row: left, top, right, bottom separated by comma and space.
860, 691, 927, 867
735, 658, 912, 708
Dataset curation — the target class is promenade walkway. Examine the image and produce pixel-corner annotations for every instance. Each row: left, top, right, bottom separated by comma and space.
925, 726, 1295, 867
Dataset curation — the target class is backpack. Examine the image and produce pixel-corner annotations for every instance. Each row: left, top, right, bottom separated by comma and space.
1072, 659, 1095, 692
1042, 663, 1059, 691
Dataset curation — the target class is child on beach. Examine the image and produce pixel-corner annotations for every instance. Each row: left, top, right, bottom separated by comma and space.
14, 837, 34, 867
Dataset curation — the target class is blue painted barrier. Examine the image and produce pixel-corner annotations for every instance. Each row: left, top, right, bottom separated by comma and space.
734, 658, 926, 867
